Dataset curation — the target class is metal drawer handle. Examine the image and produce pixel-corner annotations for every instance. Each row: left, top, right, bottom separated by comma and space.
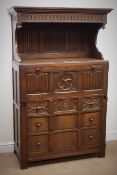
36, 122, 41, 127
89, 135, 93, 139
37, 142, 41, 146
29, 106, 43, 110
36, 68, 40, 73
89, 118, 94, 122
91, 65, 96, 71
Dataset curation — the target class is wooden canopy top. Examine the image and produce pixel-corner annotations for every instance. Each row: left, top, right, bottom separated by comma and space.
8, 6, 112, 26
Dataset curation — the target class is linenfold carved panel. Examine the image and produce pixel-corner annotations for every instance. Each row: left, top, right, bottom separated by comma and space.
27, 101, 49, 116
54, 98, 78, 113
27, 72, 49, 93
81, 96, 101, 112
82, 69, 103, 90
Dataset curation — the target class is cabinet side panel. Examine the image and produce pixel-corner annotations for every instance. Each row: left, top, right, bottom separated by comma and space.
12, 64, 20, 157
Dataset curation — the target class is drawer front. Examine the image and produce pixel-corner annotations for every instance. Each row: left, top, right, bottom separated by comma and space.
28, 118, 48, 133
28, 135, 49, 153
27, 95, 79, 117
53, 98, 78, 114
52, 131, 78, 150
27, 100, 50, 117
81, 96, 102, 112
82, 128, 100, 146
81, 112, 100, 127
52, 115, 78, 131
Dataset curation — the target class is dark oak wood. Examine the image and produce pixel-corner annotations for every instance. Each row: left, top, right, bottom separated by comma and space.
9, 7, 111, 169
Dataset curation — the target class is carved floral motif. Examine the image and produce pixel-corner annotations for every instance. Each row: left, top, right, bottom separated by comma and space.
27, 101, 49, 116
82, 97, 101, 112
58, 72, 74, 91
54, 99, 78, 113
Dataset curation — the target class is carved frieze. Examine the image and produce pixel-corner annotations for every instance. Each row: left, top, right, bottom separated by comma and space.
81, 97, 101, 112
9, 7, 112, 27
16, 13, 106, 24
54, 98, 78, 113
27, 101, 49, 116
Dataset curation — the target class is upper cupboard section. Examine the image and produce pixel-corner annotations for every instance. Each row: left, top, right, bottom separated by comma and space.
17, 23, 101, 58
9, 7, 112, 61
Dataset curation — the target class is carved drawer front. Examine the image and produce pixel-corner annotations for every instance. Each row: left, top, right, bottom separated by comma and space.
81, 112, 100, 127
53, 71, 79, 92
28, 118, 48, 133
82, 65, 103, 90
81, 96, 101, 112
82, 128, 100, 146
52, 131, 78, 151
27, 100, 50, 117
53, 98, 78, 114
52, 115, 78, 131
28, 135, 49, 153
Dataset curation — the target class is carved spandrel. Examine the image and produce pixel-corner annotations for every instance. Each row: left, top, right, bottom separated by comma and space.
27, 101, 49, 116
54, 98, 78, 113
81, 97, 101, 112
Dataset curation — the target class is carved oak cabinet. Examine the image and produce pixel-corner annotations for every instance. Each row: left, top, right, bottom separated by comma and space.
9, 7, 112, 169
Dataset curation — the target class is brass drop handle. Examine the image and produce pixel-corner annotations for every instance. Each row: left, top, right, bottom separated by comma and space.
89, 135, 93, 139
36, 122, 41, 127
89, 117, 94, 122
36, 67, 40, 73
37, 142, 41, 146
91, 65, 96, 71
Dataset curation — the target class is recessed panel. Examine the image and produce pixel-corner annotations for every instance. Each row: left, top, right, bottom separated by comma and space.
52, 131, 78, 150
52, 115, 78, 131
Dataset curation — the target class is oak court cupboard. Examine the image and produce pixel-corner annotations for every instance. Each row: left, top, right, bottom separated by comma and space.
8, 6, 112, 169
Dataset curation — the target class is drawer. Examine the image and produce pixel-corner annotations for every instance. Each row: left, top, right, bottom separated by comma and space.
27, 100, 50, 117
81, 96, 101, 112
52, 131, 78, 150
28, 118, 48, 133
53, 98, 78, 114
82, 128, 100, 146
52, 115, 78, 131
81, 112, 100, 127
28, 135, 49, 153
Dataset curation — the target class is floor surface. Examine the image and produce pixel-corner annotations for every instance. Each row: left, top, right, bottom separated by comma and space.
0, 141, 117, 175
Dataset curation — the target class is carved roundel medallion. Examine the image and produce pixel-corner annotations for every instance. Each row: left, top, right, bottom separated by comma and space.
58, 72, 74, 91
